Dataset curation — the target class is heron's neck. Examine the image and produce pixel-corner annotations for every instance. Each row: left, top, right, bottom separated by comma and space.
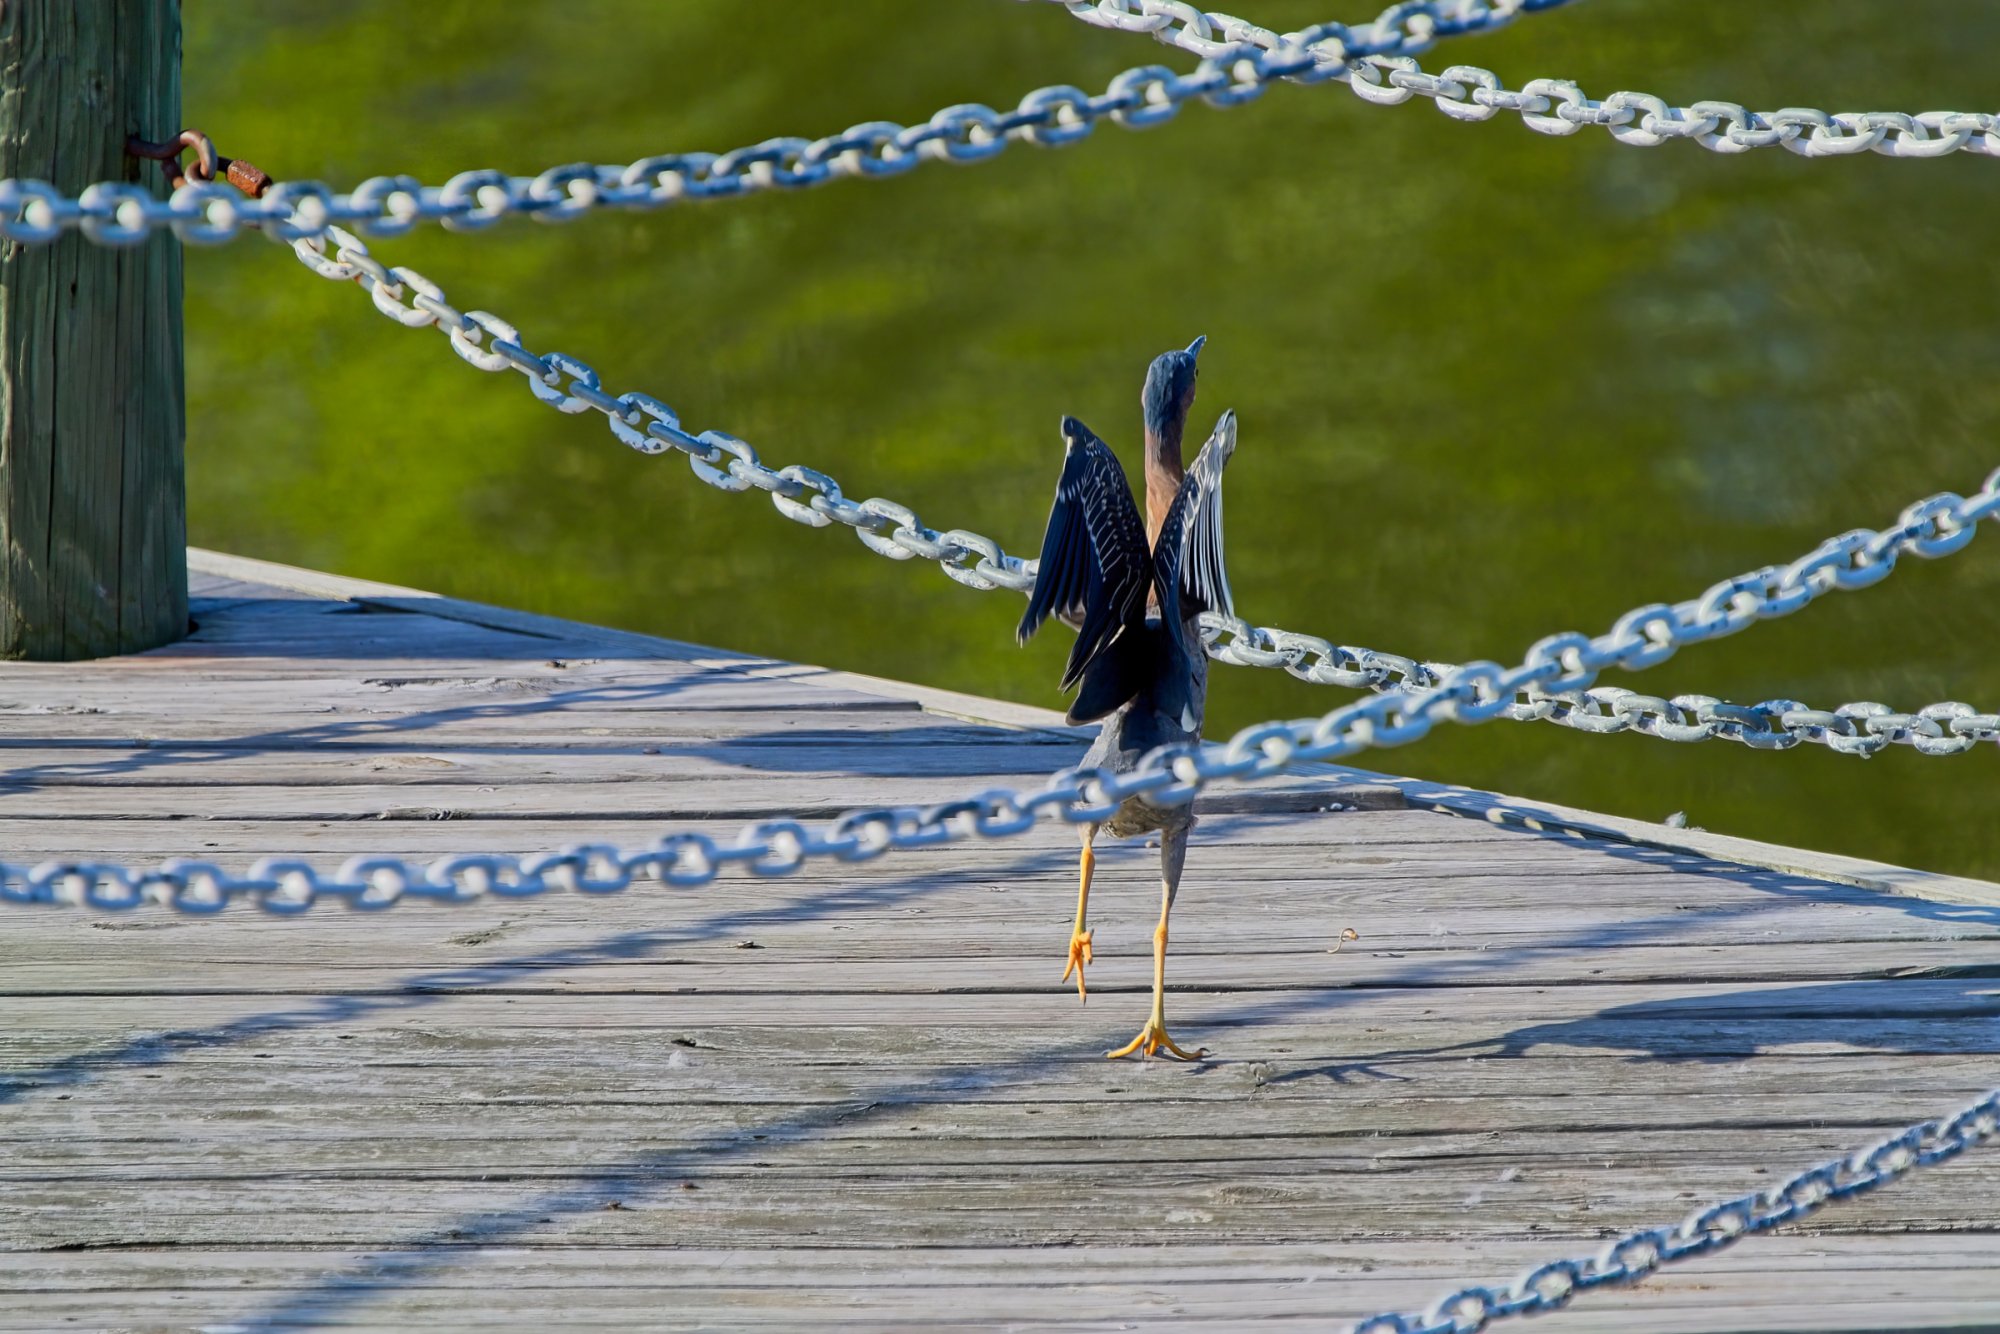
1143, 419, 1185, 546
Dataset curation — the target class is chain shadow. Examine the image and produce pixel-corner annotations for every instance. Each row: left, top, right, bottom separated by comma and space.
1268, 973, 2000, 1086
1254, 818, 2000, 1086
1337, 806, 2000, 933
0, 715, 1074, 792
14, 802, 1996, 1326
0, 678, 735, 799
229, 952, 1961, 1327
1, 584, 773, 793
1323, 765, 2000, 934
173, 596, 638, 663
3, 605, 1084, 795
0, 685, 1079, 805
0, 845, 1067, 1108
206, 814, 1995, 1327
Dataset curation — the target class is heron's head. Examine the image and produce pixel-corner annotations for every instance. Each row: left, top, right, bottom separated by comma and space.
1141, 335, 1205, 441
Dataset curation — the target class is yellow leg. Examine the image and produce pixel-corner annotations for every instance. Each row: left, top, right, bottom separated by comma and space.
1062, 831, 1097, 1003
1109, 829, 1206, 1061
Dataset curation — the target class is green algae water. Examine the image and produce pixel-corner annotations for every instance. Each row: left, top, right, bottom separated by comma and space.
182, 1, 2000, 879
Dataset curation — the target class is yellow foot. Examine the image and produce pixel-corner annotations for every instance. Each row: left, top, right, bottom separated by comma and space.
1107, 1019, 1208, 1062
1062, 930, 1094, 1002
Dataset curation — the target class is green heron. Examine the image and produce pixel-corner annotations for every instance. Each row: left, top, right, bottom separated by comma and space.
1017, 336, 1236, 1060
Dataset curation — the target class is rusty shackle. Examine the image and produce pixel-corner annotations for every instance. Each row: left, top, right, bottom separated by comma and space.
126, 129, 272, 198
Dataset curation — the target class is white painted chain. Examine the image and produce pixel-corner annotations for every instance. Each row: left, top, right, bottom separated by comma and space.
289, 224, 2000, 757
287, 226, 1041, 595
1037, 0, 1563, 60
9, 11, 1994, 1333
1037, 0, 2000, 160
18, 0, 2000, 250
9, 463, 1996, 919
1343, 1083, 2000, 1333
0, 0, 1565, 248
1202, 477, 2000, 757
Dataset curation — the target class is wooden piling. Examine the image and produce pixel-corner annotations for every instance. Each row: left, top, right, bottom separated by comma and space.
0, 0, 186, 660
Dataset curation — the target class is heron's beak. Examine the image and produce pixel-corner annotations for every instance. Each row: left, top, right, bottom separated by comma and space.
1186, 334, 1207, 359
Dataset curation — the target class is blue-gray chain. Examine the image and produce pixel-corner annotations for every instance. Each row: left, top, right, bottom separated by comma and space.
9, 457, 1996, 920
17, 0, 2000, 250
1344, 1082, 2000, 1334
0, 480, 1994, 1334
0, 0, 1565, 248
1, 507, 1990, 1334
1225, 515, 2000, 752
9, 6, 1993, 1328
1039, 0, 1558, 54
290, 223, 2000, 758
1040, 0, 2000, 158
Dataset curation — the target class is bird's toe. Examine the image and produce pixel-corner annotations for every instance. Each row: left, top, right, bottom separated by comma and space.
1107, 1020, 1208, 1062
1062, 929, 1094, 1002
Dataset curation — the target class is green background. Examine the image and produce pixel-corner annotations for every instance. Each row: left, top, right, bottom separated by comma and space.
182, 1, 2000, 878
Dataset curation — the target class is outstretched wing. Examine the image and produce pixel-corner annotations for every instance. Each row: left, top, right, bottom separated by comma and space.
1017, 416, 1154, 692
1152, 409, 1236, 623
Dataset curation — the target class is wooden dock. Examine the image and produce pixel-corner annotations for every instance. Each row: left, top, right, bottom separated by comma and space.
2, 550, 1997, 1331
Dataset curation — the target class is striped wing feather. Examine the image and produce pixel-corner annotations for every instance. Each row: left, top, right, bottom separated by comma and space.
1017, 417, 1154, 692
1153, 409, 1235, 624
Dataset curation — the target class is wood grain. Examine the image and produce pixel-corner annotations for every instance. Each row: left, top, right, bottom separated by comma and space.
0, 559, 1994, 1330
0, 0, 187, 659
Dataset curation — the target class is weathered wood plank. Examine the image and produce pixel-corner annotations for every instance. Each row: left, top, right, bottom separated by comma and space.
4, 1170, 1995, 1252
6, 880, 1987, 955
1, 559, 1996, 1330
0, 677, 923, 714
8, 975, 1995, 1025
0, 1239, 1993, 1333
8, 936, 1998, 992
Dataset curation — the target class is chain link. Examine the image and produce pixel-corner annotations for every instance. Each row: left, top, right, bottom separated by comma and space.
10, 492, 1995, 919
24, 0, 1983, 756
1039, 0, 2000, 161
1502, 692, 2000, 757
1335, 65, 2000, 160
41, 0, 2000, 249
1038, 0, 1568, 62
287, 223, 1039, 596
1204, 477, 2000, 755
290, 224, 2000, 757
14, 9, 1994, 1323
0, 0, 1559, 249
1343, 1084, 2000, 1334
4, 702, 1989, 1334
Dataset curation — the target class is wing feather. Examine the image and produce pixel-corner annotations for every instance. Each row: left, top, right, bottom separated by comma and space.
1017, 417, 1154, 692
1152, 409, 1236, 624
